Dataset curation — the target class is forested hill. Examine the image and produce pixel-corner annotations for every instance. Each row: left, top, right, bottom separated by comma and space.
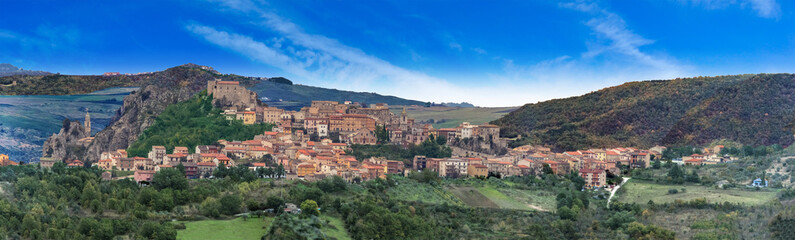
493, 74, 795, 150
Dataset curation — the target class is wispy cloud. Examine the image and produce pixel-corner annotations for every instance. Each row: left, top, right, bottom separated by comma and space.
677, 0, 781, 18
192, 0, 693, 107
485, 1, 692, 103
189, 0, 570, 107
449, 42, 463, 52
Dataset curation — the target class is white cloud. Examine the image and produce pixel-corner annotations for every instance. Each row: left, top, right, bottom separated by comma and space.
482, 1, 692, 103
677, 0, 781, 18
191, 0, 580, 107
192, 0, 694, 107
472, 47, 487, 55
747, 0, 781, 18
449, 42, 463, 51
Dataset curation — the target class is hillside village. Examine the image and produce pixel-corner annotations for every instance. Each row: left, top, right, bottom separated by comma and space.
32, 80, 742, 190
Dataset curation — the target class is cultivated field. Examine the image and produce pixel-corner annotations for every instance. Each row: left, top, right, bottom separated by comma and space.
387, 181, 465, 206
447, 186, 499, 208
616, 180, 778, 205
176, 217, 273, 240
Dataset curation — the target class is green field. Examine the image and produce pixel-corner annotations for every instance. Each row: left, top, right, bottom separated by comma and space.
447, 186, 499, 208
321, 216, 351, 240
498, 188, 556, 211
392, 106, 517, 128
616, 180, 778, 205
171, 215, 352, 240
476, 186, 532, 210
177, 217, 273, 240
387, 181, 464, 206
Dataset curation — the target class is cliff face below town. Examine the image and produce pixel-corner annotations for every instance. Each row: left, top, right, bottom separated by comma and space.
42, 120, 89, 161
494, 73, 795, 151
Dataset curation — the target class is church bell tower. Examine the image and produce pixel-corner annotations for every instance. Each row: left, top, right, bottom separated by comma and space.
84, 109, 91, 136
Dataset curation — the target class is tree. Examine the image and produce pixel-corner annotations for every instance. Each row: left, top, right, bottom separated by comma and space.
605, 211, 636, 230
220, 194, 242, 215
686, 170, 700, 183
652, 159, 661, 169
435, 135, 447, 145
542, 164, 555, 175
375, 125, 390, 144
300, 199, 320, 217
151, 168, 188, 190
265, 196, 285, 212
81, 181, 101, 207
667, 164, 684, 184
200, 197, 221, 218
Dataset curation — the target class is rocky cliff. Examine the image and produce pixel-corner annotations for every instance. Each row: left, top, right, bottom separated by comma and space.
42, 120, 89, 161
42, 64, 240, 163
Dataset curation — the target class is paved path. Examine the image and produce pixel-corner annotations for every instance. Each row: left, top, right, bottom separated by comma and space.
607, 177, 630, 208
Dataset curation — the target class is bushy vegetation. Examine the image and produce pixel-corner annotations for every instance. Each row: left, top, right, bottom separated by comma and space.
126, 90, 273, 157
2, 153, 789, 239
496, 74, 795, 150
346, 136, 452, 166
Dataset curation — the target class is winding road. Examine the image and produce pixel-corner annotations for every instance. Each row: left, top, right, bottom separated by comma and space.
607, 177, 630, 207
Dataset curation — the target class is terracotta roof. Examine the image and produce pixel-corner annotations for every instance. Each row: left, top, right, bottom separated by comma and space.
98, 159, 112, 163
249, 147, 268, 151
252, 162, 267, 167
298, 163, 315, 168
471, 164, 487, 168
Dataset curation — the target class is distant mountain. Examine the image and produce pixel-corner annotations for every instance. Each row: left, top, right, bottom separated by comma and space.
0, 64, 425, 108
493, 74, 795, 151
250, 79, 424, 110
441, 102, 476, 108
0, 63, 51, 77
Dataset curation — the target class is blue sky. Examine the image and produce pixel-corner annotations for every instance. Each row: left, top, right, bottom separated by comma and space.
1, 0, 793, 106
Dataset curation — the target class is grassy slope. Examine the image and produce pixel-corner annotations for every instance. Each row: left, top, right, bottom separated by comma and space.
177, 216, 352, 240
321, 216, 351, 240
392, 106, 517, 129
476, 185, 531, 210
616, 180, 778, 205
177, 217, 273, 240
387, 181, 465, 206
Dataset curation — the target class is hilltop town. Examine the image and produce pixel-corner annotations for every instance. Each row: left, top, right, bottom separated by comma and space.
33, 79, 742, 190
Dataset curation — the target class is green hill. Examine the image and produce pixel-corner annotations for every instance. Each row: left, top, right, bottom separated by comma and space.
493, 74, 795, 150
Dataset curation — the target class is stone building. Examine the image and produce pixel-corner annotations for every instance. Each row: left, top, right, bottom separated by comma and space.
207, 80, 258, 109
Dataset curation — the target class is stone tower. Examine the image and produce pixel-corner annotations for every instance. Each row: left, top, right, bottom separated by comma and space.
84, 109, 91, 136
